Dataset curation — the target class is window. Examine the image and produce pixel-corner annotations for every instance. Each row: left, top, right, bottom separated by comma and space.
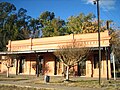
39, 56, 44, 64
94, 54, 99, 69
11, 59, 16, 67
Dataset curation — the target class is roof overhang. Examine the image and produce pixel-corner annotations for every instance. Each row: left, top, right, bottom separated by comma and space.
0, 47, 109, 55
0, 49, 56, 55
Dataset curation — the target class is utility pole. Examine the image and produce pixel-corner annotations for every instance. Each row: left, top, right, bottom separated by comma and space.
94, 0, 101, 85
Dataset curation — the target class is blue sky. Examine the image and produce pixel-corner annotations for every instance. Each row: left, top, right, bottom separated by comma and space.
1, 0, 120, 29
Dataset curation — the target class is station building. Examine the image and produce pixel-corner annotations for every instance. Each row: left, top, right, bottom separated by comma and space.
0, 30, 111, 78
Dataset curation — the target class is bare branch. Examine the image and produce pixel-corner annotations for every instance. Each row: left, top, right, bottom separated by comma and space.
54, 41, 91, 67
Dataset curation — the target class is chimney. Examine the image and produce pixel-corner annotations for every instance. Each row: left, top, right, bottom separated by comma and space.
106, 21, 109, 30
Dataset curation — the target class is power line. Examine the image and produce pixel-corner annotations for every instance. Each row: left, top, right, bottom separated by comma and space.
100, 2, 120, 29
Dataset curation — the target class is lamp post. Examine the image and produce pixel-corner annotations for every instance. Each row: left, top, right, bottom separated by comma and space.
94, 0, 101, 85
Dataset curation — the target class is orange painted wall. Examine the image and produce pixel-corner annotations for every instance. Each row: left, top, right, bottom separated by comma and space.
7, 31, 110, 52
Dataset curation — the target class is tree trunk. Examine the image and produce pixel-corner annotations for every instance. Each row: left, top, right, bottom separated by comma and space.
7, 67, 10, 78
66, 66, 69, 81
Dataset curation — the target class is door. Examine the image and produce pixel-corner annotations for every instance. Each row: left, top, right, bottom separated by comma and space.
19, 56, 25, 73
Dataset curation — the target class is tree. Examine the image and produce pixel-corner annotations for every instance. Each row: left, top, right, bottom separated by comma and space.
29, 18, 42, 38
41, 18, 66, 37
54, 41, 91, 81
39, 11, 67, 37
2, 55, 15, 77
0, 2, 17, 51
0, 2, 31, 51
67, 13, 106, 34
16, 8, 31, 40
110, 30, 120, 66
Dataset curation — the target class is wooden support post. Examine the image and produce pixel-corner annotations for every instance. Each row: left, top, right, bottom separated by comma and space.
16, 56, 18, 75
16, 59, 18, 75
105, 47, 109, 80
35, 52, 39, 77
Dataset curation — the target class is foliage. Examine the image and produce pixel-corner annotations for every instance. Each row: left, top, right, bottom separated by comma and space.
110, 30, 120, 67
110, 30, 120, 57
0, 2, 31, 51
39, 11, 67, 37
67, 13, 106, 34
0, 2, 17, 51
16, 8, 31, 40
29, 18, 42, 38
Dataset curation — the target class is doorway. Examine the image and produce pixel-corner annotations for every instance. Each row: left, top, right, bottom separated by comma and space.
36, 56, 44, 75
19, 56, 26, 73
78, 60, 86, 76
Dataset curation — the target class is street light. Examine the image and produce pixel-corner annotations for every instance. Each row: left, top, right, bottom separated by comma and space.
94, 0, 101, 85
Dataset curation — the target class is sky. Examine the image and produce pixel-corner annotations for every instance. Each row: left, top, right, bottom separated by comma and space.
1, 0, 120, 29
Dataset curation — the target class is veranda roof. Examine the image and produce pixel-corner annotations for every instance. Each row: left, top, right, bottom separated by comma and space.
0, 49, 56, 55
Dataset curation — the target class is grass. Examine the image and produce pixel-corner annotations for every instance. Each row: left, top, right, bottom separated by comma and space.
0, 85, 54, 90
0, 73, 40, 79
34, 76, 120, 90
0, 78, 28, 81
0, 74, 29, 81
0, 74, 120, 90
